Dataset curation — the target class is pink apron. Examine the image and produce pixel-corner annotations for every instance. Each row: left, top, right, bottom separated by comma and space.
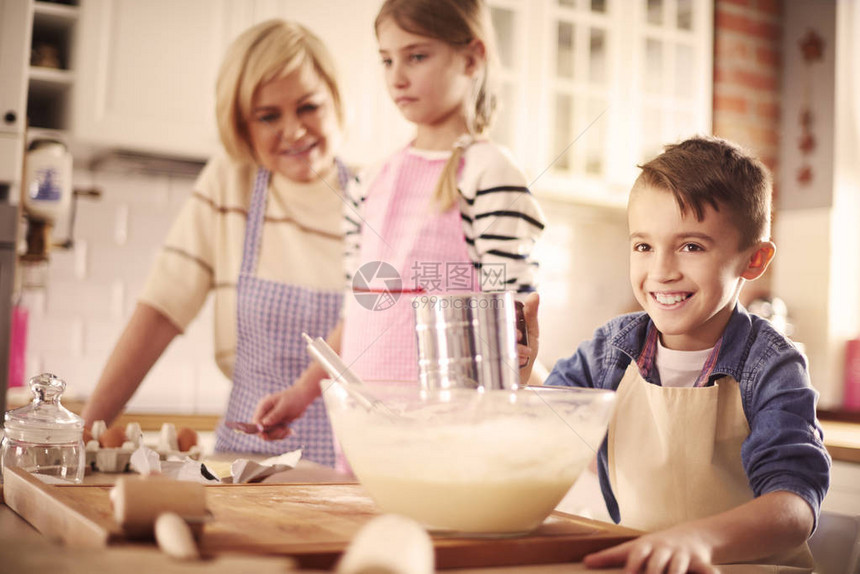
340, 147, 476, 383
214, 165, 347, 466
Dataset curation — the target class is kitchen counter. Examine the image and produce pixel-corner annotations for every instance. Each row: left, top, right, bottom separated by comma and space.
819, 410, 860, 464
3, 405, 856, 571
10, 390, 860, 459
821, 420, 860, 464
3, 454, 852, 572
0, 461, 629, 574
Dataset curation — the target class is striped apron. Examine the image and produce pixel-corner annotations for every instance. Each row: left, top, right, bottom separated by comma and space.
214, 164, 347, 466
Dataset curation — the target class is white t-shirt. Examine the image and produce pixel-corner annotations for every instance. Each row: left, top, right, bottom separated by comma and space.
655, 338, 713, 388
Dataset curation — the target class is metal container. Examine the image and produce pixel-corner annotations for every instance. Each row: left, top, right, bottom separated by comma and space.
413, 292, 520, 390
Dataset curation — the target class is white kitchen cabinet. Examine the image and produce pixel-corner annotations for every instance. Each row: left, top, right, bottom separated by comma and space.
3, 0, 77, 193
27, 1, 78, 140
0, 0, 33, 137
72, 0, 246, 159
71, 0, 394, 163
0, 0, 32, 203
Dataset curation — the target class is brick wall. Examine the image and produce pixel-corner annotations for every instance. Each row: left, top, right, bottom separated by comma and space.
712, 0, 783, 300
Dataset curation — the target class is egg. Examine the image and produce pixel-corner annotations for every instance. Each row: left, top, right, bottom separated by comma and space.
99, 426, 127, 449
83, 427, 94, 444
176, 427, 198, 452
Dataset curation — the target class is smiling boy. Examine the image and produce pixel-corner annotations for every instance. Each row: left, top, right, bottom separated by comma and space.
530, 136, 831, 571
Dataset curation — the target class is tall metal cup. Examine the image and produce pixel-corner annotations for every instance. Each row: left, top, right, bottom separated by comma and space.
413, 292, 520, 390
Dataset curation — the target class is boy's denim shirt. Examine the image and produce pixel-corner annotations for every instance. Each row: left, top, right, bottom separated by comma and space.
546, 303, 831, 527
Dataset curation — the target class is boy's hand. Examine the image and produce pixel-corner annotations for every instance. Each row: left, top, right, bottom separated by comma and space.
584, 526, 719, 573
518, 292, 540, 383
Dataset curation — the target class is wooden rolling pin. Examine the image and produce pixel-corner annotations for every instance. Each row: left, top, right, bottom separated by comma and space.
337, 514, 434, 574
110, 475, 207, 559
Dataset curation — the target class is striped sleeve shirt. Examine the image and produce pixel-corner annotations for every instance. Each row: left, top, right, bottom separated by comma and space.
343, 140, 545, 293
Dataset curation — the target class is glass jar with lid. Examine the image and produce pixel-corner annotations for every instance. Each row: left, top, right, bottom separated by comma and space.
1, 373, 85, 483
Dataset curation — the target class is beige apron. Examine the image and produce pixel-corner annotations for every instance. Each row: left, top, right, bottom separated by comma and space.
607, 362, 814, 572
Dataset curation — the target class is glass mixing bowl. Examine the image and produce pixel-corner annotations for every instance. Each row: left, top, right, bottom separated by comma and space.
323, 381, 616, 536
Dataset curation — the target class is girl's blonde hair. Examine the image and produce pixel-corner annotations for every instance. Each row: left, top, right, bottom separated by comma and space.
216, 20, 343, 165
375, 0, 499, 210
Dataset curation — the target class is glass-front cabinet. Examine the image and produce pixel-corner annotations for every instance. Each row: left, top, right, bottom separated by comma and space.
487, 0, 713, 206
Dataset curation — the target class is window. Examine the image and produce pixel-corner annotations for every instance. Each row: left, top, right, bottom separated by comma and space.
488, 0, 713, 206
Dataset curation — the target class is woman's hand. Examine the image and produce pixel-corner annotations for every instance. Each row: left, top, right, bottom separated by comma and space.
518, 292, 540, 382
584, 525, 719, 573
252, 382, 318, 441
252, 322, 344, 440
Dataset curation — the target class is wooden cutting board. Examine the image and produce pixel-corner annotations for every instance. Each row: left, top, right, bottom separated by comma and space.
3, 467, 639, 570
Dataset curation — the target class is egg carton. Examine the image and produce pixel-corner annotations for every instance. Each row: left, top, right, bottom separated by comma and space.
86, 421, 201, 473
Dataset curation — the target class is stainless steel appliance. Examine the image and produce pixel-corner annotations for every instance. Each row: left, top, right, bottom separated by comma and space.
0, 202, 19, 419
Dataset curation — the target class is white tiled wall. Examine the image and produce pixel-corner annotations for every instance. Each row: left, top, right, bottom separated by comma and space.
20, 166, 232, 414
19, 166, 631, 412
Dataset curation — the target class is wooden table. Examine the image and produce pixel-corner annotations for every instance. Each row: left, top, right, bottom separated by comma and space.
0, 460, 630, 573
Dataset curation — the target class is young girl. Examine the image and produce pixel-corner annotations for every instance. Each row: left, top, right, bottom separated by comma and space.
253, 0, 545, 450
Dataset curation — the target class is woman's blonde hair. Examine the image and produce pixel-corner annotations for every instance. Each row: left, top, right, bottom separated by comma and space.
375, 0, 499, 210
216, 20, 343, 165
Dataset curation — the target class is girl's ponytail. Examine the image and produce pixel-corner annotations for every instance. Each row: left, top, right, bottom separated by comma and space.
432, 63, 495, 212
433, 141, 467, 211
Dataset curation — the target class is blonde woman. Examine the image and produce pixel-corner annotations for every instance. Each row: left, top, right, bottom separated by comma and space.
82, 20, 351, 465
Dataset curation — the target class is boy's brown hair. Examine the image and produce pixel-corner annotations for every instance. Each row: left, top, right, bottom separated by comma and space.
632, 136, 772, 249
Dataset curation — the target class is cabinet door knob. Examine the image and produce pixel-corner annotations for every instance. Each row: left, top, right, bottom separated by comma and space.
3, 111, 16, 125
